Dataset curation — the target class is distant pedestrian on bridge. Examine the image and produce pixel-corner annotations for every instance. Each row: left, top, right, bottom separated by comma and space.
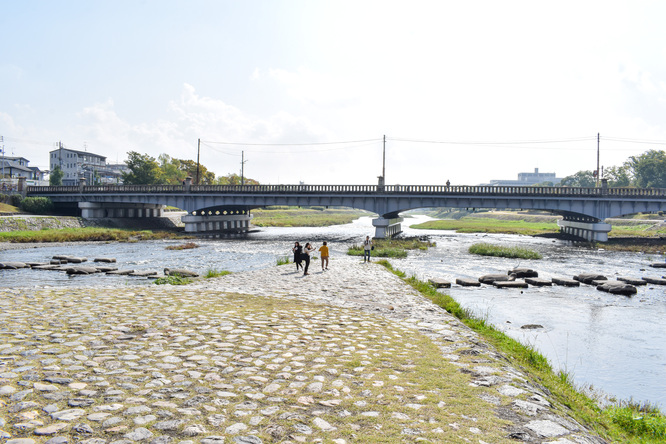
319, 241, 329, 270
292, 242, 303, 271
363, 236, 373, 262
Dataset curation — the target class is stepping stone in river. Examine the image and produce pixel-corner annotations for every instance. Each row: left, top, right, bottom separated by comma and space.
642, 276, 666, 285
479, 274, 512, 284
525, 277, 552, 286
0, 262, 29, 269
94, 257, 117, 263
106, 269, 135, 275
428, 278, 451, 288
509, 268, 538, 278
596, 280, 637, 296
494, 281, 528, 289
66, 266, 100, 275
456, 278, 481, 287
129, 270, 159, 277
573, 273, 606, 285
617, 277, 648, 286
552, 277, 580, 287
649, 263, 666, 268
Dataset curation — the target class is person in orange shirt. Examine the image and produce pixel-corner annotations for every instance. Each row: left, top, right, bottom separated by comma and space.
318, 241, 329, 271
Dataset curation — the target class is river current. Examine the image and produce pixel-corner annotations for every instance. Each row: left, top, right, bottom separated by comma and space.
1, 215, 665, 409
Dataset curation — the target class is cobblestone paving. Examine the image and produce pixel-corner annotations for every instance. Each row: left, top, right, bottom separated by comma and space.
1, 257, 606, 443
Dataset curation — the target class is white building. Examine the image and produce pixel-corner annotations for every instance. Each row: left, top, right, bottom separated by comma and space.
49, 145, 123, 185
489, 168, 562, 186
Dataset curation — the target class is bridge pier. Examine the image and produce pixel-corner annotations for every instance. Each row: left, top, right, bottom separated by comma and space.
79, 202, 165, 219
373, 217, 403, 239
557, 218, 612, 242
181, 211, 253, 234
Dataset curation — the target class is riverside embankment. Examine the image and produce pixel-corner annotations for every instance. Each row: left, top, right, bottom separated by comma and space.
0, 256, 606, 444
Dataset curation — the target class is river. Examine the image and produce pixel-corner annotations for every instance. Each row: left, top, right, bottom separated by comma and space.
1, 215, 665, 409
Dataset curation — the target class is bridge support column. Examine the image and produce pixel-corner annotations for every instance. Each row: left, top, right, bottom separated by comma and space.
372, 217, 403, 239
79, 202, 165, 219
557, 219, 612, 242
181, 212, 253, 234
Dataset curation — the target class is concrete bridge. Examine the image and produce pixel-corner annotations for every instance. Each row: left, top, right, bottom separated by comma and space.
26, 180, 666, 241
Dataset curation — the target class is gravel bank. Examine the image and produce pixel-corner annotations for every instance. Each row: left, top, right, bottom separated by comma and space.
0, 256, 607, 443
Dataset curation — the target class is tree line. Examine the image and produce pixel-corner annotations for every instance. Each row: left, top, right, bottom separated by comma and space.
555, 149, 666, 188
49, 151, 260, 186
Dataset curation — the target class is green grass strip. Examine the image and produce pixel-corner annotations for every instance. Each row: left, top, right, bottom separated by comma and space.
374, 259, 666, 443
468, 242, 543, 259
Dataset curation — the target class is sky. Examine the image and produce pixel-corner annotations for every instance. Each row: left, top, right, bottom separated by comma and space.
2, 0, 666, 185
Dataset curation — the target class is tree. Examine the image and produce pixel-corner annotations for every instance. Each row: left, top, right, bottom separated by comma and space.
560, 170, 596, 187
603, 165, 631, 187
49, 165, 63, 186
215, 173, 259, 185
158, 154, 188, 185
122, 151, 163, 185
177, 159, 216, 184
625, 150, 666, 188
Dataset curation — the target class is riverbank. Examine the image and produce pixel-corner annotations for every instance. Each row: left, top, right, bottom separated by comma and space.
0, 257, 612, 443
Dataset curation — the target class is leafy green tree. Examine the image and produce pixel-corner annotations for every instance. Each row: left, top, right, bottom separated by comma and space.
49, 165, 64, 186
178, 159, 216, 184
215, 173, 259, 185
122, 151, 163, 185
158, 154, 188, 185
625, 150, 666, 188
560, 170, 596, 187
603, 165, 631, 187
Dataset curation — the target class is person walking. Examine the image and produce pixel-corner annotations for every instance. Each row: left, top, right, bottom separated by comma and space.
318, 241, 329, 271
302, 242, 315, 275
363, 236, 373, 263
292, 242, 303, 271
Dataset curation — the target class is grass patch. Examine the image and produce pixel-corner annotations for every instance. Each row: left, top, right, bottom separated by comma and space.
468, 242, 543, 259
0, 227, 186, 243
0, 202, 20, 213
276, 256, 291, 266
252, 207, 368, 227
165, 242, 199, 250
376, 260, 666, 443
153, 275, 193, 285
204, 269, 232, 279
347, 237, 435, 259
411, 217, 559, 236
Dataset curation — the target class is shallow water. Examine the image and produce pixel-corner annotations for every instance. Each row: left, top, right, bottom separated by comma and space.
1, 215, 665, 408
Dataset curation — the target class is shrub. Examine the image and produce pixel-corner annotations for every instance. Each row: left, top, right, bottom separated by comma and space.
153, 275, 192, 285
19, 196, 53, 214
10, 194, 23, 207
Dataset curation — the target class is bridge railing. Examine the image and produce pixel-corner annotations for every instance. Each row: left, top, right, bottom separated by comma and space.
26, 184, 666, 197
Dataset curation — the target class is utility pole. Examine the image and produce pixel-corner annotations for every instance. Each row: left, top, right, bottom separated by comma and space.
382, 134, 386, 183
241, 151, 248, 185
1, 136, 4, 180
596, 133, 600, 187
196, 138, 201, 185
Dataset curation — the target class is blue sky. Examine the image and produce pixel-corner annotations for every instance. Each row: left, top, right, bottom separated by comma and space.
2, 0, 666, 185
